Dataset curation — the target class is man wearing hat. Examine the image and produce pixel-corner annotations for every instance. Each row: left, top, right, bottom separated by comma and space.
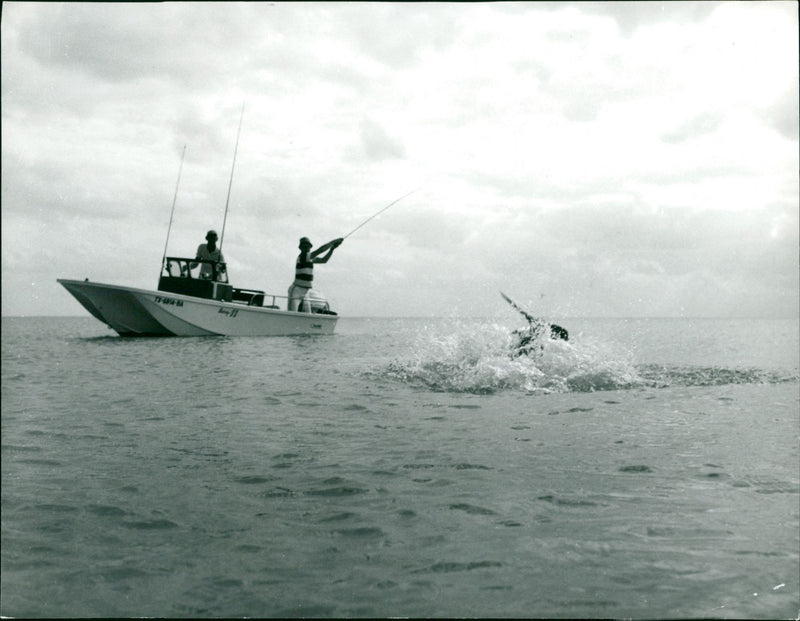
288, 236, 343, 311
192, 230, 225, 280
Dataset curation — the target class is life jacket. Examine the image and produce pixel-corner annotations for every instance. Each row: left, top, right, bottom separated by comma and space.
293, 253, 314, 287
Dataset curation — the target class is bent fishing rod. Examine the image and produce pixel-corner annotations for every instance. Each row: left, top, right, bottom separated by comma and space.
341, 188, 418, 240
299, 188, 418, 256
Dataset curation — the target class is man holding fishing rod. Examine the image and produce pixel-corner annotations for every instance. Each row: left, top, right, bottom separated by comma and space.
288, 236, 343, 311
286, 188, 416, 311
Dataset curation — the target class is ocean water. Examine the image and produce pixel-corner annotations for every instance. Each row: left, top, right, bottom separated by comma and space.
2, 315, 798, 619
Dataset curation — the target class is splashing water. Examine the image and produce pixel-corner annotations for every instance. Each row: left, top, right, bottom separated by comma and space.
380, 321, 796, 394
383, 322, 642, 394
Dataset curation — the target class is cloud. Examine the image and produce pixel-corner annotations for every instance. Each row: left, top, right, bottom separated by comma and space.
761, 88, 800, 142
581, 1, 719, 37
17, 4, 264, 86
340, 3, 462, 69
1, 1, 797, 319
355, 117, 407, 162
661, 111, 724, 144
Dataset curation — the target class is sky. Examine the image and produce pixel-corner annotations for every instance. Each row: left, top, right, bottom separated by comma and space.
2, 1, 798, 319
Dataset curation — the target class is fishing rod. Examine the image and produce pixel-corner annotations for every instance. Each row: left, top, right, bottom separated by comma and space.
342, 188, 418, 240
219, 103, 245, 254
161, 144, 187, 270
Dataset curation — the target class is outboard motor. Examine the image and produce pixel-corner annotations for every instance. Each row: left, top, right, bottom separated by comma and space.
298, 289, 336, 314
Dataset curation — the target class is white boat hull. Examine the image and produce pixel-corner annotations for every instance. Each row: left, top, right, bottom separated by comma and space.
58, 279, 338, 337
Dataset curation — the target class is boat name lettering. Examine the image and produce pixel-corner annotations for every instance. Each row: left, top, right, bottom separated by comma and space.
154, 296, 183, 307
218, 308, 239, 318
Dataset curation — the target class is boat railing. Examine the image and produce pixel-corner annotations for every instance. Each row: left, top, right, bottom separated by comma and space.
248, 293, 333, 313
231, 288, 279, 308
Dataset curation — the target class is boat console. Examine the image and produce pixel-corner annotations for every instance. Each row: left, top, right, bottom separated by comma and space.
158, 257, 269, 306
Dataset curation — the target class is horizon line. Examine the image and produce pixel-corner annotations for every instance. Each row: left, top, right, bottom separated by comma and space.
2, 314, 799, 321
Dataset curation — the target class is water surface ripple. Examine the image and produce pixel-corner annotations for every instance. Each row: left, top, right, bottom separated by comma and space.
2, 316, 798, 618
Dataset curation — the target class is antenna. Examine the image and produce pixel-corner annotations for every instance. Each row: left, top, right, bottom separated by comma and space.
219, 103, 245, 253
161, 144, 187, 270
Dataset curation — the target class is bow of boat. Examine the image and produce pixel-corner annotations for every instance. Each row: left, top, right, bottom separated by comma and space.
58, 279, 178, 336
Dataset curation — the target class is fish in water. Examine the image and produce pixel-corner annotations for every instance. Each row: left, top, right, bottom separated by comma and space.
500, 291, 568, 358
511, 321, 569, 358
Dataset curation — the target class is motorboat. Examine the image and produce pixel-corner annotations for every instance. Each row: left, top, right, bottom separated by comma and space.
58, 257, 338, 337
59, 111, 349, 337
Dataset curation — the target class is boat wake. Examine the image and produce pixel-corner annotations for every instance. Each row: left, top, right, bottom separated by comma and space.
379, 322, 797, 394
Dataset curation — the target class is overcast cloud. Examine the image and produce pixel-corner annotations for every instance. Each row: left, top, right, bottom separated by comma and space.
2, 1, 797, 318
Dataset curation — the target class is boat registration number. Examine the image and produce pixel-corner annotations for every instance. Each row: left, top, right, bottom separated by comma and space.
154, 296, 184, 307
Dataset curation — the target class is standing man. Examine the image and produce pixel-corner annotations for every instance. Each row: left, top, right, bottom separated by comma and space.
192, 230, 225, 280
288, 236, 343, 311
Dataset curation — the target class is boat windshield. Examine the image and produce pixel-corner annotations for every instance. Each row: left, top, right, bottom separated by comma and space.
162, 257, 229, 283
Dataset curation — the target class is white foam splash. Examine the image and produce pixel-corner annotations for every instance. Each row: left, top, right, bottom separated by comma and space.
384, 321, 644, 394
